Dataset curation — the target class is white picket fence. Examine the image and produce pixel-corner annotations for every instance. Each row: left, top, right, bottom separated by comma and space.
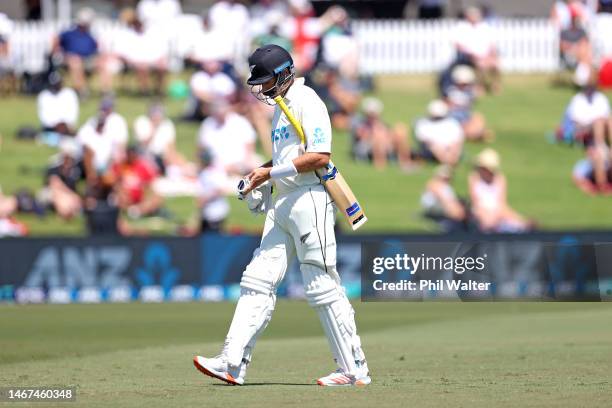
353, 19, 560, 74
354, 16, 612, 74
6, 16, 612, 75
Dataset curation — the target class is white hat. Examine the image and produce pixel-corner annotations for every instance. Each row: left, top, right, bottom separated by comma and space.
427, 99, 448, 118
289, 0, 313, 14
362, 97, 383, 115
59, 139, 80, 159
573, 63, 592, 87
475, 148, 500, 172
452, 65, 476, 84
76, 8, 95, 25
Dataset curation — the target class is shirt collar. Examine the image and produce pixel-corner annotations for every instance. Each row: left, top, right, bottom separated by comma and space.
283, 77, 305, 104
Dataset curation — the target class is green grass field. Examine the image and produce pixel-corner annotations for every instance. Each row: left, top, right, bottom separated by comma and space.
1, 302, 611, 407
0, 74, 611, 235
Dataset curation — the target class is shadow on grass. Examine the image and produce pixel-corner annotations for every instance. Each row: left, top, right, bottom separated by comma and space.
212, 382, 315, 387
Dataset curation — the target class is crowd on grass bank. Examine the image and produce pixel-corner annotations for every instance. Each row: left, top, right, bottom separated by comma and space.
0, 0, 611, 237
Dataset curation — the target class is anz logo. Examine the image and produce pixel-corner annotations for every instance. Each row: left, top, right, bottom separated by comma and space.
271, 125, 290, 142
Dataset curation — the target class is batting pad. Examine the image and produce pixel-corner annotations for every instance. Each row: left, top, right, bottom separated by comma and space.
224, 280, 276, 367
302, 263, 364, 376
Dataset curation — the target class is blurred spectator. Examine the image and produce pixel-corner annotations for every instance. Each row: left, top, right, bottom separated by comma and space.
0, 188, 17, 218
421, 165, 468, 233
309, 65, 361, 130
414, 99, 464, 166
77, 98, 128, 184
0, 187, 27, 237
317, 6, 359, 78
0, 13, 13, 91
134, 102, 192, 177
557, 75, 611, 146
287, 0, 323, 72
197, 101, 260, 178
83, 184, 132, 235
418, 0, 444, 19
209, 0, 250, 32
188, 12, 233, 66
136, 0, 182, 28
209, 0, 250, 57
37, 72, 78, 140
563, 76, 612, 188
350, 97, 414, 171
188, 59, 237, 121
469, 148, 532, 233
573, 155, 612, 194
113, 146, 162, 219
197, 149, 230, 233
252, 9, 293, 51
53, 8, 98, 96
559, 5, 593, 80
42, 139, 84, 219
117, 11, 168, 95
551, 0, 587, 30
250, 0, 289, 39
453, 6, 500, 94
443, 65, 494, 142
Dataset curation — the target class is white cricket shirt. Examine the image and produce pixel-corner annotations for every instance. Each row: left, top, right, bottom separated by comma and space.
567, 91, 611, 127
270, 78, 332, 195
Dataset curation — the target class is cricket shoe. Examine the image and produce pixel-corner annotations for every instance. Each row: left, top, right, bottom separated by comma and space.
316, 368, 372, 387
193, 355, 245, 385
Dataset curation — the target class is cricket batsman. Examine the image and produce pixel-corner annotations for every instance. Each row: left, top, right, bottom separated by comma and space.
193, 44, 370, 387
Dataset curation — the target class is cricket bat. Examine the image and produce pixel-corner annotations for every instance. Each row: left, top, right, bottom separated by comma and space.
274, 96, 368, 230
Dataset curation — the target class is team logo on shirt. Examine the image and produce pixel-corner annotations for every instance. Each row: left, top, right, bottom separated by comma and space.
271, 125, 290, 142
313, 127, 326, 145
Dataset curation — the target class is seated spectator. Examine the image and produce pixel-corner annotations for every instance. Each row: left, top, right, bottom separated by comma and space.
318, 6, 359, 79
0, 186, 35, 237
551, 0, 577, 30
112, 146, 162, 219
250, 0, 288, 39
444, 65, 494, 142
134, 102, 191, 176
197, 149, 230, 233
252, 10, 293, 52
187, 12, 233, 67
0, 188, 27, 237
83, 184, 133, 236
77, 97, 128, 184
208, 0, 250, 54
188, 59, 237, 121
557, 75, 612, 146
136, 0, 182, 28
573, 155, 612, 194
469, 149, 532, 233
563, 76, 612, 188
0, 187, 17, 219
559, 5, 593, 79
309, 65, 362, 130
116, 10, 168, 96
286, 0, 331, 72
414, 99, 464, 166
42, 139, 84, 220
350, 97, 414, 171
37, 72, 78, 143
454, 6, 500, 94
0, 13, 14, 94
53, 8, 98, 96
421, 165, 468, 233
197, 101, 260, 178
